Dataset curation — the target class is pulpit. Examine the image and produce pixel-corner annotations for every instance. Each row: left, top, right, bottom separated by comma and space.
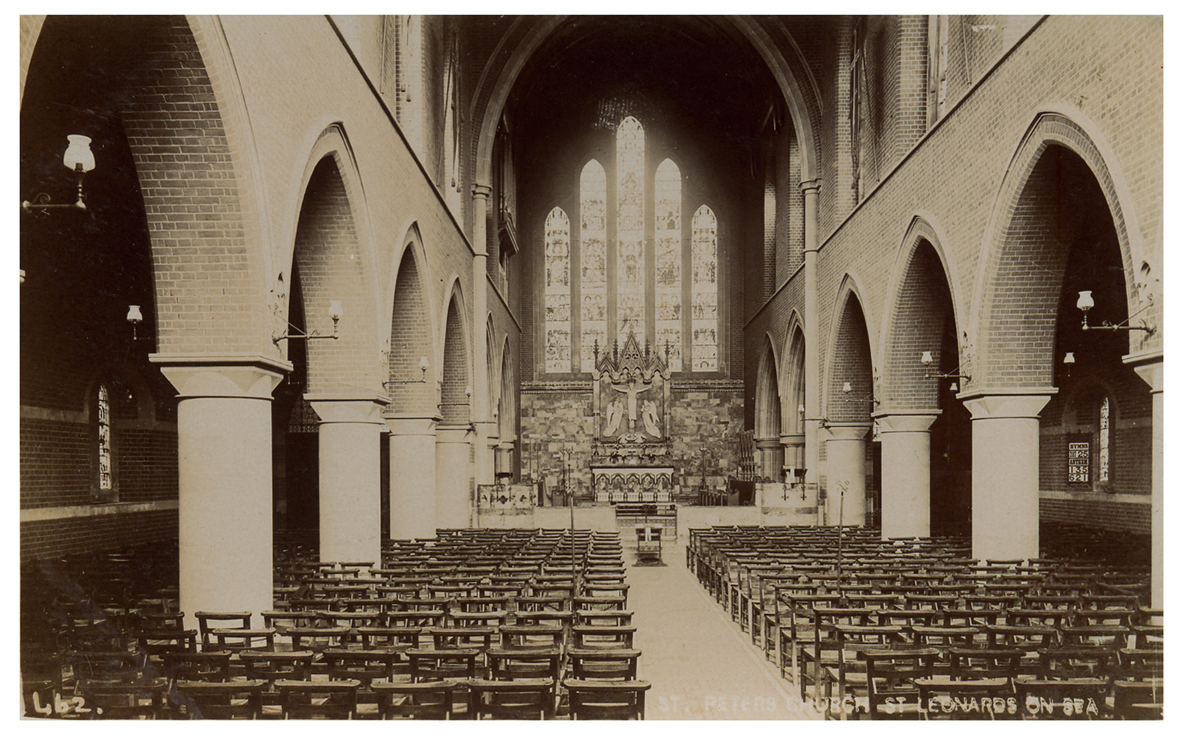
590, 332, 675, 503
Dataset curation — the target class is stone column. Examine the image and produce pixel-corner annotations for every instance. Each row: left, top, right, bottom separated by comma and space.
495, 440, 515, 479
876, 411, 939, 540
384, 414, 439, 539
153, 355, 289, 629
1128, 353, 1163, 609
824, 421, 872, 526
801, 180, 822, 491
307, 394, 388, 566
756, 437, 783, 481
436, 424, 474, 529
963, 392, 1053, 563
471, 184, 495, 487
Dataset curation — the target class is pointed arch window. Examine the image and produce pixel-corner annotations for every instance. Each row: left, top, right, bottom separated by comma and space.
543, 207, 571, 373
616, 116, 646, 343
691, 205, 719, 371
580, 161, 607, 372
1097, 394, 1111, 485
655, 159, 682, 372
547, 116, 721, 375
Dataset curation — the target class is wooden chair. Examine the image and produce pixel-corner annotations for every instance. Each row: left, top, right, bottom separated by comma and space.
212, 628, 276, 653
499, 623, 564, 649
564, 678, 651, 720
76, 676, 170, 719
469, 677, 554, 719
1111, 678, 1163, 720
863, 648, 939, 720
826, 624, 907, 717
407, 647, 481, 681
238, 649, 315, 685
488, 646, 562, 683
323, 649, 402, 687
161, 650, 232, 682
566, 648, 641, 681
275, 678, 360, 719
571, 624, 635, 650
1013, 677, 1109, 719
174, 679, 266, 719
372, 679, 459, 720
915, 677, 1017, 720
194, 611, 251, 650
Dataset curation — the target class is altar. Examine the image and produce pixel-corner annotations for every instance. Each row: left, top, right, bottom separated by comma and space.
589, 332, 676, 504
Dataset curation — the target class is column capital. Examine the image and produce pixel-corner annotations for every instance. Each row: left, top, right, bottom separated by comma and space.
306, 394, 390, 425
800, 178, 822, 194
754, 436, 782, 449
875, 411, 940, 434
825, 421, 872, 441
436, 424, 475, 442
472, 183, 493, 200
382, 414, 439, 436
1124, 351, 1163, 393
961, 391, 1055, 421
152, 354, 291, 399
779, 432, 805, 445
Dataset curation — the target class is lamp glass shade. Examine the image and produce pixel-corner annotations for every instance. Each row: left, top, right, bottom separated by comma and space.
842, 381, 852, 393
418, 356, 430, 371
327, 299, 343, 320
1076, 290, 1094, 311
920, 350, 934, 365
126, 305, 143, 324
63, 135, 95, 173
1063, 352, 1076, 364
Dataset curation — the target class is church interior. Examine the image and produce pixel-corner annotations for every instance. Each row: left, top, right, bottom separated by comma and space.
19, 15, 1163, 720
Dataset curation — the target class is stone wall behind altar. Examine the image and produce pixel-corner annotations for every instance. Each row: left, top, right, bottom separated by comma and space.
521, 380, 744, 503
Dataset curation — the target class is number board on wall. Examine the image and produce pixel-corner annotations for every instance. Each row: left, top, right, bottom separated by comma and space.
1068, 441, 1090, 484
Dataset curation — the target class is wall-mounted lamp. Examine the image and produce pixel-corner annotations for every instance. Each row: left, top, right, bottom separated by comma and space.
384, 356, 430, 389
920, 350, 971, 389
273, 300, 342, 345
1062, 351, 1075, 379
126, 304, 150, 341
842, 381, 878, 406
798, 404, 806, 416
23, 135, 96, 214
1077, 290, 1155, 336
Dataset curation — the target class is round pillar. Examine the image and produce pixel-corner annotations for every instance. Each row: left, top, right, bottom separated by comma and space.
824, 422, 872, 526
384, 415, 439, 539
436, 424, 473, 529
155, 356, 288, 629
876, 412, 939, 540
962, 392, 1053, 563
307, 394, 388, 566
755, 436, 783, 481
1129, 354, 1162, 609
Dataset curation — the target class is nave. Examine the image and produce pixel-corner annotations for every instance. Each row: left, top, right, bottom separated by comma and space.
20, 520, 1159, 720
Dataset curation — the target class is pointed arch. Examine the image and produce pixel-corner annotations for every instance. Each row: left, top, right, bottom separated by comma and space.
825, 275, 877, 423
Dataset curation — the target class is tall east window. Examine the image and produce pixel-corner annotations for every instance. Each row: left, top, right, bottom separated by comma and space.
544, 115, 720, 374
543, 207, 571, 373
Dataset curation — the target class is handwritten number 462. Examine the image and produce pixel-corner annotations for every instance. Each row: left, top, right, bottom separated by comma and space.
30, 691, 102, 717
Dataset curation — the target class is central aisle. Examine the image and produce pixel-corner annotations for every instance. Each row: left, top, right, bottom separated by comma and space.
625, 542, 820, 720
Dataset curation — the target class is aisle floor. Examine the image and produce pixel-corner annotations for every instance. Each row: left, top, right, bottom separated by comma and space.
625, 542, 821, 720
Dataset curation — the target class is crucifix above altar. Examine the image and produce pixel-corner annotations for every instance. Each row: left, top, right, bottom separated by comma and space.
591, 332, 675, 502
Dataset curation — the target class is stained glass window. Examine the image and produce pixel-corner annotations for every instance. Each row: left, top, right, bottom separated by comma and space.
580, 160, 607, 372
1098, 395, 1110, 483
97, 383, 113, 492
655, 159, 682, 372
616, 116, 645, 343
691, 205, 719, 371
544, 207, 571, 373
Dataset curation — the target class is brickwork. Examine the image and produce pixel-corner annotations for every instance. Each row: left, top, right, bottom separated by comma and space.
827, 291, 875, 424
882, 235, 953, 409
21, 510, 178, 563
293, 157, 372, 392
1039, 497, 1150, 535
441, 296, 471, 425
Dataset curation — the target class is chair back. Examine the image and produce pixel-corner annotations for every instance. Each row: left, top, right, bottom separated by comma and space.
564, 678, 651, 720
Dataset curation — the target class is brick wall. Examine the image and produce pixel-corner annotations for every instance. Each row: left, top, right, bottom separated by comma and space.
21, 510, 179, 562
